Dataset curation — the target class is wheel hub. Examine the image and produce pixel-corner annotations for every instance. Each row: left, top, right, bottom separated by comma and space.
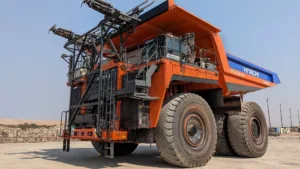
184, 114, 205, 147
250, 116, 262, 142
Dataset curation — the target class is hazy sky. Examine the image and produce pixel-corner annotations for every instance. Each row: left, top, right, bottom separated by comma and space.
0, 0, 299, 127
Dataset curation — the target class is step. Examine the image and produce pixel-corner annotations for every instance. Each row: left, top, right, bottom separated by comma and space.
104, 142, 114, 158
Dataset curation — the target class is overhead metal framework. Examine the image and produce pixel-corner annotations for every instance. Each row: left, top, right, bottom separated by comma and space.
50, 0, 155, 153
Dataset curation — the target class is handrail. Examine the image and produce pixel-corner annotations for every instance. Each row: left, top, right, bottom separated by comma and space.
136, 42, 157, 66
60, 111, 69, 137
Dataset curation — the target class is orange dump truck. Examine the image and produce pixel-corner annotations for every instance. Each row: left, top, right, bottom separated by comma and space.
50, 0, 280, 167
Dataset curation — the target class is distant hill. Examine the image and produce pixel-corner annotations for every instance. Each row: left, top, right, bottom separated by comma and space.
0, 118, 60, 126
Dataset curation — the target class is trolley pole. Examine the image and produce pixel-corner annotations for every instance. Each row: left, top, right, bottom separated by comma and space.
280, 104, 283, 128
289, 108, 293, 128
298, 110, 300, 127
266, 98, 271, 128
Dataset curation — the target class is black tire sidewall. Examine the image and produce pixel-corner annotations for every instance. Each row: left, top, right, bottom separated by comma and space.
91, 141, 104, 155
215, 114, 235, 156
174, 95, 216, 161
246, 103, 268, 155
91, 142, 138, 156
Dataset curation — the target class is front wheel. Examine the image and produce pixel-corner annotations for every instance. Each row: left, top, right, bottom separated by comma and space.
155, 93, 217, 168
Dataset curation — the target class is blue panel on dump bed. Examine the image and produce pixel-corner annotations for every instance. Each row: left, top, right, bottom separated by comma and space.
227, 54, 280, 84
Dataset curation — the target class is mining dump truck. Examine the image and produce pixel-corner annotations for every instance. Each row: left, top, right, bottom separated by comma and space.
50, 0, 280, 167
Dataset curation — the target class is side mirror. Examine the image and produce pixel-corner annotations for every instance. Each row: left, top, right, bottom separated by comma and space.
61, 54, 71, 64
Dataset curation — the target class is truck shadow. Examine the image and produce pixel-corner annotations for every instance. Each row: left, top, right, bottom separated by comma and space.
6, 144, 173, 169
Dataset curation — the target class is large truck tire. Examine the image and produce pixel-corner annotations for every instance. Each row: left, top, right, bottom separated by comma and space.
91, 141, 138, 156
228, 102, 268, 158
215, 114, 235, 156
155, 93, 217, 168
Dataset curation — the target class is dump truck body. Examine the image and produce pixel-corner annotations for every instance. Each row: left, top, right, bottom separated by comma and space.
51, 0, 280, 167
111, 1, 280, 94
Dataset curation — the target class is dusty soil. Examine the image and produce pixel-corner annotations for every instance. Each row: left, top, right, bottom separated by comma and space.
0, 136, 299, 169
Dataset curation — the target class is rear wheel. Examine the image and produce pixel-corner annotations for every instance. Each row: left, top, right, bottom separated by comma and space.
228, 102, 268, 158
215, 114, 235, 156
155, 93, 217, 168
91, 141, 138, 156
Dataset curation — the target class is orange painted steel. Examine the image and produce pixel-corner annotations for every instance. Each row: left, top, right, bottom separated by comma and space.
168, 0, 175, 7
109, 1, 276, 96
109, 3, 276, 96
147, 59, 219, 128
120, 1, 275, 96
70, 128, 127, 141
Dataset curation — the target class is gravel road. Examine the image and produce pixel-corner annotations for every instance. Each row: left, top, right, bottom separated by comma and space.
1, 136, 299, 169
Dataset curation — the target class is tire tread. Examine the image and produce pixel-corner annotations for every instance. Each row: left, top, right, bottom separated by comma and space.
155, 93, 217, 168
227, 102, 268, 158
215, 114, 235, 156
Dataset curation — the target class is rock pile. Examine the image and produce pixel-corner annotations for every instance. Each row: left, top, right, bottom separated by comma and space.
0, 124, 63, 143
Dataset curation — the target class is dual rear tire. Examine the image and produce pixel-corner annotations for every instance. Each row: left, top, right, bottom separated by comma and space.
227, 102, 268, 157
215, 114, 235, 156
216, 102, 268, 158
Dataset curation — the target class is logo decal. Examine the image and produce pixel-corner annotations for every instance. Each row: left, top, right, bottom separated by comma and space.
244, 68, 260, 78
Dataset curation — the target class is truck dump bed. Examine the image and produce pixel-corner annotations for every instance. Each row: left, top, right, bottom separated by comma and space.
113, 0, 280, 95
227, 54, 280, 85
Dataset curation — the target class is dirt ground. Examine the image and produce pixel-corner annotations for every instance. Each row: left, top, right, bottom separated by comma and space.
0, 135, 299, 169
